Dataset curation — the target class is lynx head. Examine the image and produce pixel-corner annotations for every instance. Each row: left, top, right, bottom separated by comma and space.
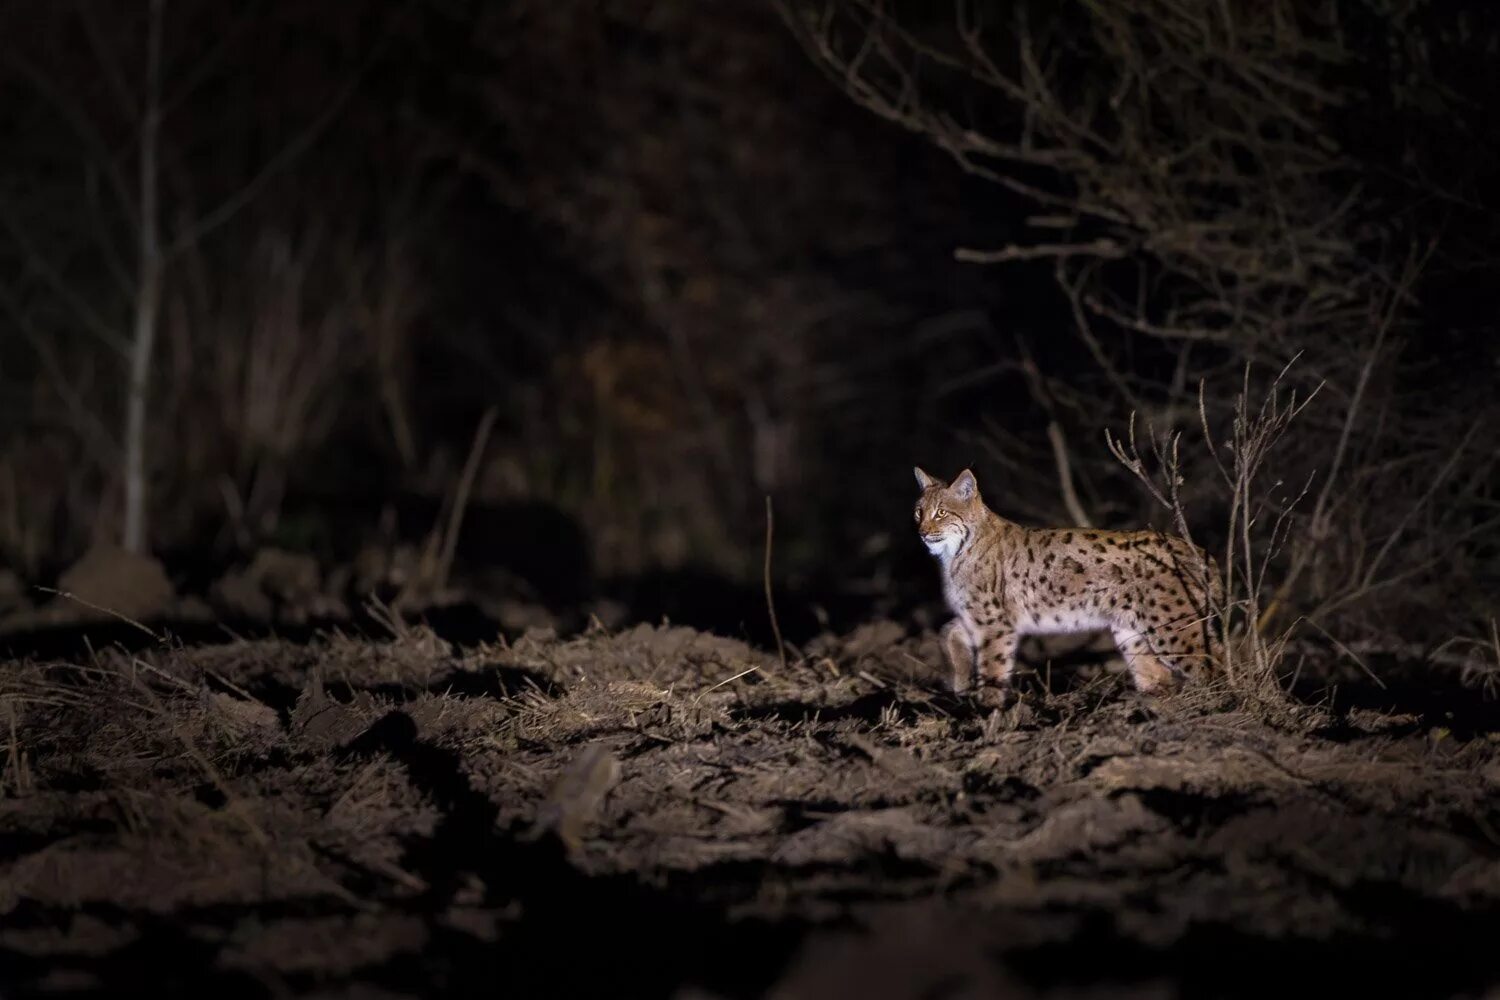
913, 466, 982, 560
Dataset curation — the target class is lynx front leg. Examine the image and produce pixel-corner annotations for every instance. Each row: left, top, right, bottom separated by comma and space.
975, 625, 1020, 688
941, 621, 976, 693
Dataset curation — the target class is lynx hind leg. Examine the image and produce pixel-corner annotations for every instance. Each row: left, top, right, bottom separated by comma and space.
1158, 614, 1218, 679
941, 621, 976, 693
1154, 576, 1223, 678
975, 626, 1020, 689
1111, 626, 1181, 694
1174, 552, 1225, 674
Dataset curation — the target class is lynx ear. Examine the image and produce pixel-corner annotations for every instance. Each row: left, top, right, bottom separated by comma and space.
951, 468, 979, 501
914, 466, 939, 490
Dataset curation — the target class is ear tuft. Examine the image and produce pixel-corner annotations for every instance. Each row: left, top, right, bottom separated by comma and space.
914, 466, 937, 490
951, 468, 978, 500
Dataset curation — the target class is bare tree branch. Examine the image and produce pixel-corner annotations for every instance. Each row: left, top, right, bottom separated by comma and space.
122, 0, 165, 554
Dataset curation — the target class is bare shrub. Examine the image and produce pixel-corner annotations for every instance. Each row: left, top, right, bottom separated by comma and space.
1109, 362, 1319, 698
783, 0, 1500, 672
197, 227, 360, 546
0, 1, 402, 557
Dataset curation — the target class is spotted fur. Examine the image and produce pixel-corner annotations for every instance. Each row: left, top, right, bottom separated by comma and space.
914, 466, 1222, 694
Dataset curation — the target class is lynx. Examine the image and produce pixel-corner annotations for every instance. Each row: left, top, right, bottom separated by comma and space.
914, 466, 1222, 694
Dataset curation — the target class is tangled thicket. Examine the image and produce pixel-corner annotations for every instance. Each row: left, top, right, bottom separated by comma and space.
782, 0, 1500, 663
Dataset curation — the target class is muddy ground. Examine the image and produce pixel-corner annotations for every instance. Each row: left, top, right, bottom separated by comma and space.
3, 618, 1500, 998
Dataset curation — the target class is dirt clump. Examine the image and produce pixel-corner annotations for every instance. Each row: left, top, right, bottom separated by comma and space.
1, 544, 176, 633
210, 547, 339, 624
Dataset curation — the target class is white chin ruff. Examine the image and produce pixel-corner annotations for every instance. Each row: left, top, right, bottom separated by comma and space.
925, 535, 960, 561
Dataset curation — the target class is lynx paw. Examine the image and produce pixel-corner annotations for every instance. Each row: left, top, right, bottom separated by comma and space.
1131, 658, 1183, 695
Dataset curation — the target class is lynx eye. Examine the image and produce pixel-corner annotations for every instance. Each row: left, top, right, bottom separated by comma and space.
913, 508, 922, 522
935, 507, 948, 519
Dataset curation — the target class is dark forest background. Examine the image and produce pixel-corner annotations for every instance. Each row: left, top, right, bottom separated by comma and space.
1, 0, 1497, 679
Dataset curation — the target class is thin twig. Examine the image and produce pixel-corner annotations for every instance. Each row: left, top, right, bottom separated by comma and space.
764, 495, 787, 673
1298, 617, 1387, 690
1014, 333, 1092, 527
955, 239, 1126, 263
434, 406, 497, 591
1047, 422, 1092, 528
33, 586, 165, 643
706, 666, 761, 692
